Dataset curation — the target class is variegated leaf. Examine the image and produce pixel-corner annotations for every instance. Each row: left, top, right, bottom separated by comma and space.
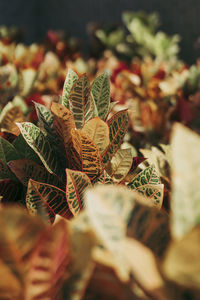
26, 179, 72, 223
66, 169, 92, 216
128, 165, 161, 189
8, 159, 62, 188
102, 110, 129, 166
82, 117, 110, 154
62, 68, 79, 108
85, 187, 130, 282
51, 102, 76, 150
34, 102, 54, 133
68, 74, 97, 129
16, 122, 63, 178
69, 128, 103, 181
127, 165, 163, 208
96, 171, 114, 185
136, 184, 164, 208
0, 105, 24, 135
91, 71, 110, 120
25, 220, 69, 300
105, 148, 132, 183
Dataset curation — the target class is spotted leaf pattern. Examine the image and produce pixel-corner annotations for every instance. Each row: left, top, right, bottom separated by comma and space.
102, 110, 129, 166
26, 179, 72, 223
66, 169, 92, 216
16, 122, 63, 178
91, 71, 110, 120
62, 68, 79, 108
82, 117, 110, 154
68, 74, 97, 129
34, 102, 54, 133
69, 128, 103, 181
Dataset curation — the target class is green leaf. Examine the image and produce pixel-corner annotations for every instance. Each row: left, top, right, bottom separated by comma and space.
127, 165, 163, 208
62, 68, 79, 108
34, 102, 54, 133
102, 110, 129, 166
26, 179, 72, 223
13, 134, 42, 165
16, 122, 63, 178
68, 74, 97, 129
0, 137, 20, 163
8, 159, 62, 188
91, 72, 110, 120
0, 159, 17, 181
66, 169, 92, 217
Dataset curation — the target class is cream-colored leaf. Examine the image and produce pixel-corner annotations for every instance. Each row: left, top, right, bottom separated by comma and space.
105, 148, 132, 183
82, 117, 110, 154
163, 227, 200, 290
171, 124, 200, 239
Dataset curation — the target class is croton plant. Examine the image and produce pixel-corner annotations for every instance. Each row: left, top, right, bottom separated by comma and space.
0, 69, 163, 223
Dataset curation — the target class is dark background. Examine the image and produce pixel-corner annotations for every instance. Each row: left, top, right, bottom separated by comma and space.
1, 0, 200, 63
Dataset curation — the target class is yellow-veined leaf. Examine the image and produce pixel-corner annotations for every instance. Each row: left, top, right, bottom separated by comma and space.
91, 71, 110, 120
51, 102, 76, 152
17, 122, 64, 179
105, 148, 132, 183
103, 110, 129, 167
66, 169, 92, 216
0, 104, 24, 135
62, 68, 79, 108
68, 74, 97, 129
127, 165, 163, 208
82, 117, 110, 154
26, 179, 72, 223
69, 128, 103, 181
